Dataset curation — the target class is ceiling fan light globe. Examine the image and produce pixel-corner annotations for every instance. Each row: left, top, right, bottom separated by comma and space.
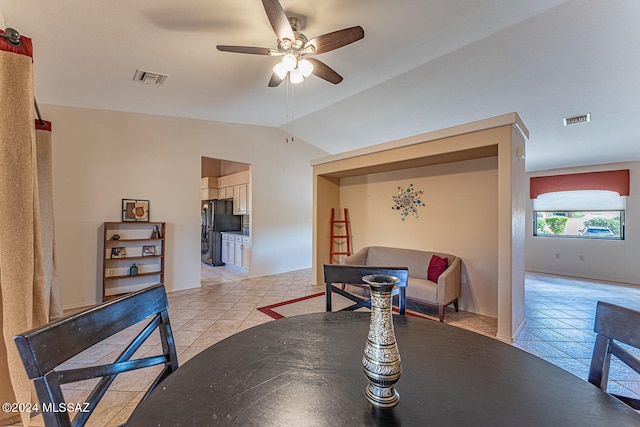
282, 53, 297, 72
290, 68, 304, 84
298, 59, 314, 77
273, 63, 288, 79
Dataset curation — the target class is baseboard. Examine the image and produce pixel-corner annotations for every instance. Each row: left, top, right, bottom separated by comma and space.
496, 316, 526, 344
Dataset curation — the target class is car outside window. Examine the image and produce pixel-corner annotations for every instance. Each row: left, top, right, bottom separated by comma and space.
534, 211, 624, 240
580, 227, 615, 237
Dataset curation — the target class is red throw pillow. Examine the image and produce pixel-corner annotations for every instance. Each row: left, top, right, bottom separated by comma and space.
427, 255, 449, 282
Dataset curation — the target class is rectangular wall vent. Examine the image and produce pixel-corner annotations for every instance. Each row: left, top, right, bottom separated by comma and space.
563, 113, 590, 126
133, 69, 168, 85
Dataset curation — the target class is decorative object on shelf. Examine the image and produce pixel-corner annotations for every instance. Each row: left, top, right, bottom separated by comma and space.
111, 247, 126, 259
391, 184, 425, 221
361, 274, 402, 408
129, 263, 138, 276
111, 234, 120, 240
151, 225, 161, 239
122, 199, 150, 222
142, 245, 155, 256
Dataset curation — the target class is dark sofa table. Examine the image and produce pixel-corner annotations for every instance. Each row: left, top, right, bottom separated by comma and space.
127, 312, 639, 426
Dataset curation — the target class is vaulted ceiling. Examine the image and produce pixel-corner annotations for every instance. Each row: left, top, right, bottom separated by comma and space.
1, 0, 639, 171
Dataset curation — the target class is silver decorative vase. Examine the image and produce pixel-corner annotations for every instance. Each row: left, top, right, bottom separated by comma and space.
361, 274, 402, 408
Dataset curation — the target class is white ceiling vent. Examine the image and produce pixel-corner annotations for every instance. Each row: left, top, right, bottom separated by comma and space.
133, 69, 168, 85
563, 113, 590, 126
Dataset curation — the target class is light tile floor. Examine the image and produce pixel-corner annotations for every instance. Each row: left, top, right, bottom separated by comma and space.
19, 266, 640, 426
514, 272, 640, 402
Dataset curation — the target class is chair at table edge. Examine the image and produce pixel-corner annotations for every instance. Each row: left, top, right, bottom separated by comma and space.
323, 264, 409, 315
588, 300, 640, 410
13, 284, 179, 427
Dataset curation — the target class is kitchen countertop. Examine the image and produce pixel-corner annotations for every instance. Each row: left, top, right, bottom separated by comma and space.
221, 231, 250, 237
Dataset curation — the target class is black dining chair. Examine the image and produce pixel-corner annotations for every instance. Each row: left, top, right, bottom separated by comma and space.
323, 264, 409, 315
588, 300, 640, 410
14, 284, 178, 427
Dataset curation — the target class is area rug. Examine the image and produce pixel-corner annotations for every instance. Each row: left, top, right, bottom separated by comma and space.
257, 291, 432, 320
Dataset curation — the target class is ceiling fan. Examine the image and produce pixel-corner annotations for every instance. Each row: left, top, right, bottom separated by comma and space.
217, 0, 364, 87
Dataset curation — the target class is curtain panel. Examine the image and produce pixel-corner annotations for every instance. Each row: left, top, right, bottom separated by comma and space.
0, 30, 48, 426
36, 121, 63, 319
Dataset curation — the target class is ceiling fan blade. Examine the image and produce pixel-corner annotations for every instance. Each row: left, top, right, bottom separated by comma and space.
216, 45, 274, 55
268, 73, 284, 87
262, 0, 295, 42
305, 26, 365, 54
306, 58, 343, 84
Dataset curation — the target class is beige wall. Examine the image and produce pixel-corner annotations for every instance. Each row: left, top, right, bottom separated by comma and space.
340, 157, 499, 316
221, 160, 249, 176
200, 158, 249, 180
201, 157, 222, 178
42, 104, 326, 308
526, 161, 640, 284
314, 175, 340, 267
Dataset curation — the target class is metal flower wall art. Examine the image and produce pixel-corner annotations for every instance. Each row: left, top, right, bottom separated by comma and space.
392, 184, 425, 221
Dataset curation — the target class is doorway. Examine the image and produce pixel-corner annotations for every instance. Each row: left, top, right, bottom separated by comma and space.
200, 156, 251, 285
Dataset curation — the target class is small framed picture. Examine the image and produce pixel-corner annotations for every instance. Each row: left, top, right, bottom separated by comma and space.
142, 245, 155, 256
122, 199, 150, 222
111, 247, 126, 259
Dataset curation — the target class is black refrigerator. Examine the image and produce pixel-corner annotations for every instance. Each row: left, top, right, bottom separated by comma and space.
201, 199, 241, 266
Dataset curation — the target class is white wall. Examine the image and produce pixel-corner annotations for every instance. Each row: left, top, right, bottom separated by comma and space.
340, 157, 499, 317
526, 161, 640, 285
43, 104, 326, 308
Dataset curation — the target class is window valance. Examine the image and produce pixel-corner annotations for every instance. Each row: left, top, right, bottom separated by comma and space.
530, 169, 629, 199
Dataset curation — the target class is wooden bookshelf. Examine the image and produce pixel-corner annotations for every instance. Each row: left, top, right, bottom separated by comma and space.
101, 222, 165, 301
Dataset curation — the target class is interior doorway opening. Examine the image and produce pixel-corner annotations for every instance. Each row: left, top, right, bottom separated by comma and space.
201, 156, 251, 285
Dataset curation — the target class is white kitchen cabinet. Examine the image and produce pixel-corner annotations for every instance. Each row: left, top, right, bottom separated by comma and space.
233, 184, 248, 215
246, 183, 251, 215
201, 188, 219, 201
241, 236, 251, 270
234, 236, 243, 267
221, 233, 250, 271
222, 233, 236, 265
227, 236, 235, 265
218, 187, 232, 200
221, 234, 229, 264
201, 177, 218, 189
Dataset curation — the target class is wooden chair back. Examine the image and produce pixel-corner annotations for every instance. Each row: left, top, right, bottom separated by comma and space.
323, 264, 409, 315
14, 284, 178, 426
588, 300, 640, 410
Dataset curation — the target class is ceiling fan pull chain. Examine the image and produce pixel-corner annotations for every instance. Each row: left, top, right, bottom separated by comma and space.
290, 82, 295, 142
286, 78, 290, 143
284, 78, 295, 143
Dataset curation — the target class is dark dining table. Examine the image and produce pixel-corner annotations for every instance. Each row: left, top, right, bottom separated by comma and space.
127, 312, 640, 426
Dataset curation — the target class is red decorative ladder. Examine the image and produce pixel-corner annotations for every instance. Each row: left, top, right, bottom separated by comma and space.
329, 208, 351, 264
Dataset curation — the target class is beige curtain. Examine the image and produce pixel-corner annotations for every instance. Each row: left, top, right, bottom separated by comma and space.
36, 121, 63, 319
0, 32, 48, 426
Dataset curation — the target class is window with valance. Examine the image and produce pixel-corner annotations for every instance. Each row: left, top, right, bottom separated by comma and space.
530, 170, 629, 239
